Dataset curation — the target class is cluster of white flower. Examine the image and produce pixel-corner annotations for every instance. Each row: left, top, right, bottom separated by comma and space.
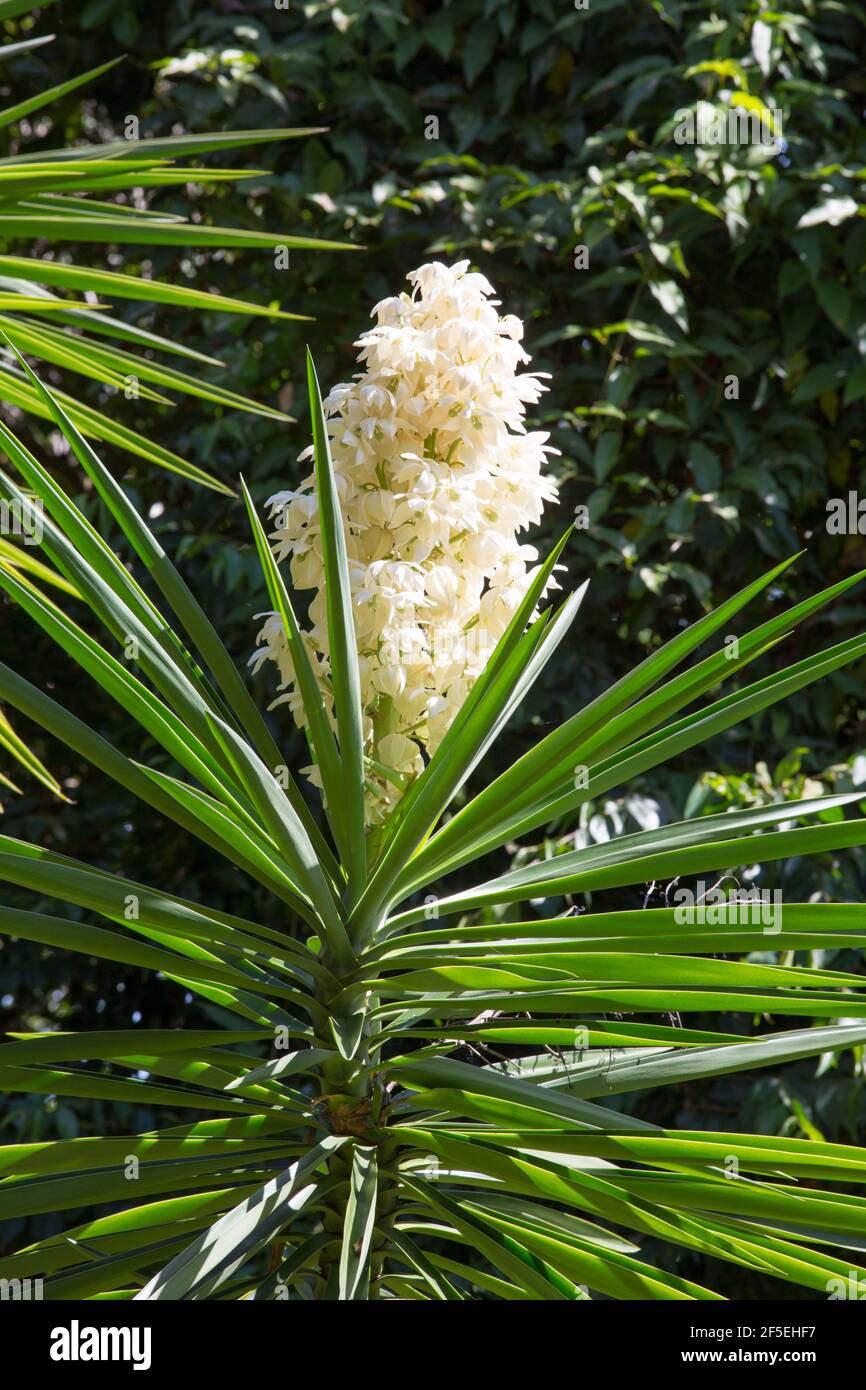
251, 260, 559, 823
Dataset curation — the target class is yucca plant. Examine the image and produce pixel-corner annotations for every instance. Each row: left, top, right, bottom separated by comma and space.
3, 281, 866, 1297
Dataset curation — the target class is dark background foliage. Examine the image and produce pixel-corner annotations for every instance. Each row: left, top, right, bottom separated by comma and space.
2, 0, 865, 1294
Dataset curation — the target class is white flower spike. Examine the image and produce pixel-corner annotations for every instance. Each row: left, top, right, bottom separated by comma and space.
252, 260, 559, 822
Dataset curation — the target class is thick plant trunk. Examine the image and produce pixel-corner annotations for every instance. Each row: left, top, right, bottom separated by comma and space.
311, 943, 382, 1297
